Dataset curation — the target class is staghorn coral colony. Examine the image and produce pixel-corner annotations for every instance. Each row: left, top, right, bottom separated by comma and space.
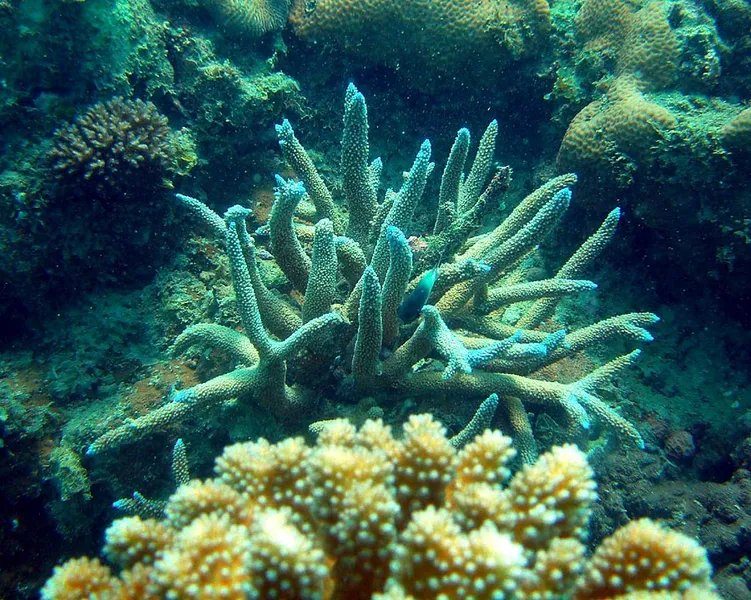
86, 85, 658, 464
44, 414, 720, 599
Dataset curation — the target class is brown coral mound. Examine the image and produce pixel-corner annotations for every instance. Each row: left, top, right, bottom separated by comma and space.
557, 75, 677, 177
50, 97, 173, 195
720, 106, 751, 154
288, 0, 551, 87
575, 0, 679, 89
42, 415, 721, 599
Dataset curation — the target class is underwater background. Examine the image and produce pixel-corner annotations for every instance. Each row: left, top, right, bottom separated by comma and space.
1, 0, 750, 597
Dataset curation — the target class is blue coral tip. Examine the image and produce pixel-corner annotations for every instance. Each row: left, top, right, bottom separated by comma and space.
224, 205, 250, 222
386, 225, 402, 241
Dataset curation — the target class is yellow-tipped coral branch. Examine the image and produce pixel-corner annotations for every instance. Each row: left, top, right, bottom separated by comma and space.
46, 416, 720, 600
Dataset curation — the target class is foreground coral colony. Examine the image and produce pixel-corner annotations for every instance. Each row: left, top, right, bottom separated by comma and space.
44, 87, 719, 599
45, 415, 718, 599
2, 0, 751, 596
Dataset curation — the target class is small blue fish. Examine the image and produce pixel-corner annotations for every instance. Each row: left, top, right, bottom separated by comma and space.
398, 266, 439, 322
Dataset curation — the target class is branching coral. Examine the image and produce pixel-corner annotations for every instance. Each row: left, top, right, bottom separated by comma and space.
50, 97, 174, 195
113, 439, 191, 519
46, 415, 720, 599
87, 84, 657, 460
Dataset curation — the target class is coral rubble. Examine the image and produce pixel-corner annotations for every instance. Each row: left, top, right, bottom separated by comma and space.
44, 415, 720, 599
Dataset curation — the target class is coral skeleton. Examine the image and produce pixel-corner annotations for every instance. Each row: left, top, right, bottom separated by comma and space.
47, 415, 719, 599
88, 84, 658, 459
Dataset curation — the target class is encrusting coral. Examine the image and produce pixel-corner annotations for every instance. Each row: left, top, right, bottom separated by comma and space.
288, 0, 551, 87
574, 0, 680, 90
44, 414, 721, 599
87, 84, 658, 461
557, 74, 678, 176
557, 0, 683, 182
720, 106, 751, 155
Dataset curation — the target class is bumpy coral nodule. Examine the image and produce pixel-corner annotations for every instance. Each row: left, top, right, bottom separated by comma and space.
45, 416, 720, 599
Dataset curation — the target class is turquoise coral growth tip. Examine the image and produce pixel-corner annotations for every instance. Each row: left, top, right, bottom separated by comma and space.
564, 392, 592, 431
448, 393, 499, 448
386, 225, 404, 244
542, 329, 569, 352
224, 204, 251, 223
471, 260, 491, 273
512, 342, 548, 360
274, 174, 306, 198
634, 315, 660, 341
172, 389, 192, 403
275, 119, 294, 146
175, 193, 226, 239
555, 187, 572, 205
466, 331, 523, 368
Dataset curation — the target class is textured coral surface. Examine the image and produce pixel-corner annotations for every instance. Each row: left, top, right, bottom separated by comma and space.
43, 415, 721, 599
50, 97, 174, 195
289, 0, 551, 87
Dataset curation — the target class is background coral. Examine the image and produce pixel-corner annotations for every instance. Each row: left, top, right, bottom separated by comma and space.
556, 75, 678, 182
720, 106, 751, 155
288, 0, 551, 89
200, 0, 291, 37
574, 0, 680, 90
50, 97, 175, 197
548, 0, 751, 327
